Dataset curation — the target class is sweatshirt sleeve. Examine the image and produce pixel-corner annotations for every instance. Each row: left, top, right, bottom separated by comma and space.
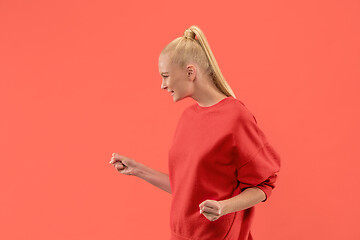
232, 110, 281, 202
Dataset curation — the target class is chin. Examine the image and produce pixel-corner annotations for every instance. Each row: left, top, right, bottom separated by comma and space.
172, 94, 187, 102
172, 94, 179, 101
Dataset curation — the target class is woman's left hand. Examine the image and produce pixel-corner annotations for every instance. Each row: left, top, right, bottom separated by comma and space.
199, 199, 226, 221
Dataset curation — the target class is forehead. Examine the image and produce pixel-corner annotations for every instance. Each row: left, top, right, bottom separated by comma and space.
158, 53, 172, 74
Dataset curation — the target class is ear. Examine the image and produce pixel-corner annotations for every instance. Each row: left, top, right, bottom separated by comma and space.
186, 65, 196, 81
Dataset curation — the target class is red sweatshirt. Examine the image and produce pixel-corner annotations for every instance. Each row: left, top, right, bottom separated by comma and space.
168, 96, 281, 240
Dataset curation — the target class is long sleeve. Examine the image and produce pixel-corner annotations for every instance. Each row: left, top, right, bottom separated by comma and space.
232, 110, 281, 202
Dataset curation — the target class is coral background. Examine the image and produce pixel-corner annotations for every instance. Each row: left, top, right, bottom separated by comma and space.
1, 0, 359, 239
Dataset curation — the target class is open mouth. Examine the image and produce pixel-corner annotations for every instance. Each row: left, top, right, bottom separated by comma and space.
170, 90, 174, 96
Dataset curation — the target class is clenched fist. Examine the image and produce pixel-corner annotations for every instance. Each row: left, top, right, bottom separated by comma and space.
109, 153, 138, 176
199, 199, 226, 221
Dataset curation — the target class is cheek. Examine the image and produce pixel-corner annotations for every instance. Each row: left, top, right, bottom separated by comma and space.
169, 79, 179, 90
177, 82, 189, 93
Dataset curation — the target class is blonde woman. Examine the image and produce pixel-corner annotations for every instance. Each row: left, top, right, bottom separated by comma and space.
109, 25, 281, 240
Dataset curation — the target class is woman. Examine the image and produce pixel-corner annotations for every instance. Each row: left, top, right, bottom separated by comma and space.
109, 25, 281, 240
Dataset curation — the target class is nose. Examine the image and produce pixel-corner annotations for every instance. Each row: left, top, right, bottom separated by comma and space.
161, 80, 167, 90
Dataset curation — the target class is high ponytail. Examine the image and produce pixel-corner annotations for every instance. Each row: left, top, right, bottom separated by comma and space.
161, 25, 236, 98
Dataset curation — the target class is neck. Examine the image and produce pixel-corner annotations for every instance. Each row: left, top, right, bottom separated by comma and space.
192, 79, 227, 107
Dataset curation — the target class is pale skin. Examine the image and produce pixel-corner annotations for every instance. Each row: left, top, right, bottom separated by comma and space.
109, 52, 266, 222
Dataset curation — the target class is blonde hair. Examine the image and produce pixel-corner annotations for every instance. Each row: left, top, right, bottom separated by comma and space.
160, 25, 236, 98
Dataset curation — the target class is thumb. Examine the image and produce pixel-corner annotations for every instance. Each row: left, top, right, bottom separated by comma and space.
115, 162, 125, 170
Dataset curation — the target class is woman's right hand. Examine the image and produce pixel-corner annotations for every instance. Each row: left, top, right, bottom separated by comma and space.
109, 153, 138, 176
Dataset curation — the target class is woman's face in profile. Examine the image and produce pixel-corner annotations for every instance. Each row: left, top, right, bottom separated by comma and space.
158, 53, 195, 101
